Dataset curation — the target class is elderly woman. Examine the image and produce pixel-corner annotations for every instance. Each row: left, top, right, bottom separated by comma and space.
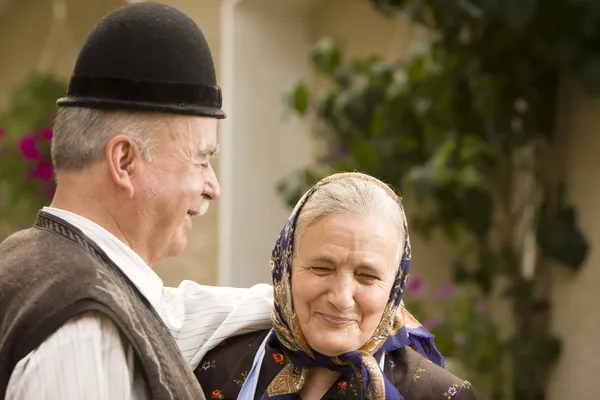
196, 172, 478, 399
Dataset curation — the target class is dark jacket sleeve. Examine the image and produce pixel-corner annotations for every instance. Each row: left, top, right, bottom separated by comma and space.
388, 347, 480, 399
455, 383, 478, 400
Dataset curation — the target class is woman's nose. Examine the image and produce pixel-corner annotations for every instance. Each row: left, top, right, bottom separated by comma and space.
326, 275, 356, 311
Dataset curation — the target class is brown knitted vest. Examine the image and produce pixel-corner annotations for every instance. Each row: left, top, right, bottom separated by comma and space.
0, 211, 204, 399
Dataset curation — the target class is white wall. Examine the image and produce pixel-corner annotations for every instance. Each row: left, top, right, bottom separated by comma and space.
218, 0, 317, 286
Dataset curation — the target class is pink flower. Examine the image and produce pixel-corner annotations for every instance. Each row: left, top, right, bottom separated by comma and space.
406, 275, 427, 297
475, 299, 487, 313
19, 136, 40, 159
422, 314, 442, 330
31, 160, 53, 181
39, 127, 53, 141
436, 282, 455, 300
0, 127, 5, 140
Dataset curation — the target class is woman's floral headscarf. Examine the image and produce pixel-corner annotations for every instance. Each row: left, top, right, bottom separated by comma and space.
265, 173, 443, 399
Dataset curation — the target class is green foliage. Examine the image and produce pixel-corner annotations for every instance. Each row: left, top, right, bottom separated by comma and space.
0, 73, 66, 237
278, 0, 595, 398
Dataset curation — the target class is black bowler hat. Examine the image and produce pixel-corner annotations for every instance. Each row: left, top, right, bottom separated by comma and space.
57, 2, 225, 119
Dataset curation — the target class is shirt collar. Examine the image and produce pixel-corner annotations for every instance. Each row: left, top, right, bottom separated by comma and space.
42, 206, 164, 311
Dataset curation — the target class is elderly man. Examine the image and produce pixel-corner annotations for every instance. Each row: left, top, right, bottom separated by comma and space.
0, 3, 272, 400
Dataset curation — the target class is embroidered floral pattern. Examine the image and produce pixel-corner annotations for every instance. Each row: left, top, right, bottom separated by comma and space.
443, 384, 459, 398
413, 367, 425, 382
233, 371, 249, 386
211, 389, 224, 399
336, 376, 359, 397
200, 360, 216, 371
441, 380, 473, 398
272, 352, 285, 364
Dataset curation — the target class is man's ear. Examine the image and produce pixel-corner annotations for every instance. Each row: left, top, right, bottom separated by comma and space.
106, 134, 140, 197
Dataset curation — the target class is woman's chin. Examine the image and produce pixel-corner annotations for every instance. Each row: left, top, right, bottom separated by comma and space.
309, 338, 356, 357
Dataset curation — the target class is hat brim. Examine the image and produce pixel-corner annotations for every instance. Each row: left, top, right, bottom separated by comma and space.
56, 96, 226, 119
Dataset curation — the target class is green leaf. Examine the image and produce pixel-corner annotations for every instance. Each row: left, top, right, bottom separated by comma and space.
276, 168, 326, 208
285, 83, 311, 115
404, 165, 434, 194
369, 107, 387, 138
537, 206, 589, 270
461, 189, 493, 236
452, 260, 472, 283
316, 91, 338, 120
312, 38, 343, 76
349, 139, 378, 168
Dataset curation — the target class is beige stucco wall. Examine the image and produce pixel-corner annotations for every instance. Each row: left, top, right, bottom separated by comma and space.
547, 85, 600, 400
0, 0, 222, 286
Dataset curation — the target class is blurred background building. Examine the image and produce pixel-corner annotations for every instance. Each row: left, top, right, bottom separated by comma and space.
1, 0, 599, 398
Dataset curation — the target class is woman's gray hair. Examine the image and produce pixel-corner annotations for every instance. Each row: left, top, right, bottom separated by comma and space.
51, 107, 174, 170
293, 174, 406, 265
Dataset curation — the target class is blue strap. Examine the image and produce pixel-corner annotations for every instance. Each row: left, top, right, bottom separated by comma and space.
237, 330, 387, 400
379, 351, 386, 371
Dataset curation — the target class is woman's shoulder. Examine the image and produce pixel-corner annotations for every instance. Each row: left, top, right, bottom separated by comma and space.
199, 329, 271, 364
194, 329, 272, 399
388, 347, 479, 399
214, 329, 271, 351
194, 330, 270, 377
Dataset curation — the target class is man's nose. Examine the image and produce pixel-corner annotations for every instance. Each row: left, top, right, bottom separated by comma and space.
203, 164, 221, 200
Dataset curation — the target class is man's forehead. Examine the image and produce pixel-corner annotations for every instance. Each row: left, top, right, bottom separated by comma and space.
178, 116, 219, 149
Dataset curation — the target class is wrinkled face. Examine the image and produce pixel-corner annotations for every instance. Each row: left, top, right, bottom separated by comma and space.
135, 116, 220, 263
291, 213, 400, 356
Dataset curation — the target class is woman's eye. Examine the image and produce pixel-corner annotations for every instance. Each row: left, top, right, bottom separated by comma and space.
359, 274, 378, 282
311, 267, 331, 274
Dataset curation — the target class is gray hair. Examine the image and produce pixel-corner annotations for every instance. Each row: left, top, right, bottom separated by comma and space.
293, 174, 406, 265
51, 107, 176, 170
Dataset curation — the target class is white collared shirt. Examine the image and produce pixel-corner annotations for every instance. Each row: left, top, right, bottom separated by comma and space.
5, 207, 274, 400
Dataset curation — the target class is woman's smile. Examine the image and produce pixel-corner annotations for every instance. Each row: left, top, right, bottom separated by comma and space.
317, 312, 356, 326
